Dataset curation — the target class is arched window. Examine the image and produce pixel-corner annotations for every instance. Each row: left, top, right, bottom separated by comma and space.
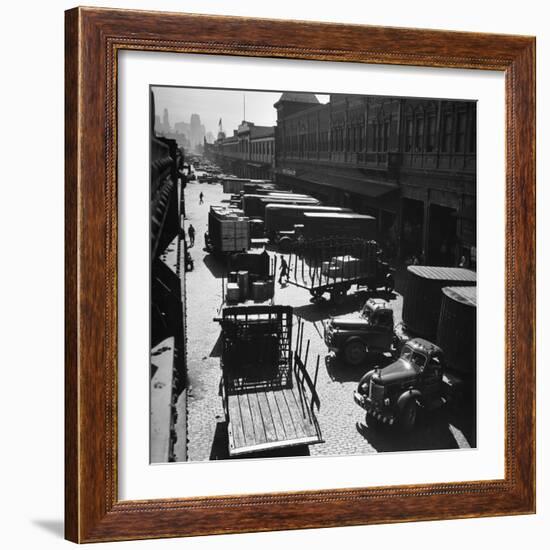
441, 110, 453, 153
414, 107, 425, 152
426, 107, 437, 152
455, 109, 467, 152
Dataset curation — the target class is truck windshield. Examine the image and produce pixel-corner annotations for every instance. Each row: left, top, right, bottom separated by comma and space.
400, 346, 427, 368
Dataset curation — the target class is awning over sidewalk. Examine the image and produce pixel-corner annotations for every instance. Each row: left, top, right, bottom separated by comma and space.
290, 169, 398, 198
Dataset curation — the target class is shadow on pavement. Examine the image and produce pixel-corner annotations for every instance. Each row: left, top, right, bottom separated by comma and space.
355, 410, 460, 452
209, 331, 222, 358
203, 253, 227, 279
293, 292, 365, 323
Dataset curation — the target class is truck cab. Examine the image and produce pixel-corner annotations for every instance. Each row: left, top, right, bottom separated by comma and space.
324, 298, 395, 366
354, 338, 461, 430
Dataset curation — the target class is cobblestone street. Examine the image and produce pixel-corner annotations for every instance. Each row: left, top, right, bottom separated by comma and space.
180, 181, 473, 462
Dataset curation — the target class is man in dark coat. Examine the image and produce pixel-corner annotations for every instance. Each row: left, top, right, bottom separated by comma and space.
278, 254, 289, 285
188, 224, 195, 247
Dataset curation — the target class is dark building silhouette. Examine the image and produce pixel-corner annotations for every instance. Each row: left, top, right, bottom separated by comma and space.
274, 93, 476, 266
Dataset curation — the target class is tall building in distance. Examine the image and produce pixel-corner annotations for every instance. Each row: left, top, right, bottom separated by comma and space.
162, 108, 171, 133
190, 114, 206, 149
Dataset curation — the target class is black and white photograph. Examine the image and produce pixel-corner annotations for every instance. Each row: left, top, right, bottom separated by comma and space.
150, 85, 477, 463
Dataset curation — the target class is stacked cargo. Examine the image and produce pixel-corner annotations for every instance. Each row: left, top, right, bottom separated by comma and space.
226, 283, 240, 303
223, 251, 276, 305
251, 280, 272, 302
321, 256, 362, 279
208, 206, 250, 253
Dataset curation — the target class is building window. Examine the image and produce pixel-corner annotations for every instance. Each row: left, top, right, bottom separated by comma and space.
375, 121, 384, 152
384, 121, 390, 152
469, 110, 476, 153
427, 114, 436, 152
415, 116, 424, 152
405, 118, 413, 152
442, 112, 453, 153
455, 111, 467, 152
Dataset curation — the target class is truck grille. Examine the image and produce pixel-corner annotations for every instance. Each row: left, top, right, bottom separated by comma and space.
370, 380, 385, 404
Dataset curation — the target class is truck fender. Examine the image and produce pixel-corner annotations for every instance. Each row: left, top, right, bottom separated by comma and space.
345, 335, 367, 349
357, 369, 375, 390
397, 389, 422, 411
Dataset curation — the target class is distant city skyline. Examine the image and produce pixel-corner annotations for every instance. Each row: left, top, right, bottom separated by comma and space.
151, 86, 328, 142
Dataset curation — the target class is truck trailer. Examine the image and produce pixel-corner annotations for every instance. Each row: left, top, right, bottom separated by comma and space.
264, 204, 353, 240
242, 194, 320, 218
218, 307, 323, 456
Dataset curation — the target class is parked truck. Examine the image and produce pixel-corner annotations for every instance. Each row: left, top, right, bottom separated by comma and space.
325, 266, 476, 368
286, 238, 394, 302
324, 298, 395, 366
218, 307, 323, 456
205, 205, 250, 255
354, 337, 469, 430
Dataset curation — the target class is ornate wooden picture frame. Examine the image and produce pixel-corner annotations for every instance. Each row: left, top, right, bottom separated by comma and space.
65, 6, 535, 543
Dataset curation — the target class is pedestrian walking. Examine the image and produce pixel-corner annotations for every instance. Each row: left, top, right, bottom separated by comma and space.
188, 224, 195, 247
278, 254, 289, 285
199, 191, 204, 204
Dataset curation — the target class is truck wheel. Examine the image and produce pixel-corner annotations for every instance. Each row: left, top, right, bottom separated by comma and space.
399, 401, 417, 431
344, 339, 367, 366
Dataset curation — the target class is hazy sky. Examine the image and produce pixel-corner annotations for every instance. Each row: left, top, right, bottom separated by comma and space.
152, 86, 328, 138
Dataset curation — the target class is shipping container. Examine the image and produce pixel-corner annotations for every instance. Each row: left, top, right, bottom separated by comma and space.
437, 286, 477, 374
264, 204, 353, 238
402, 266, 476, 339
